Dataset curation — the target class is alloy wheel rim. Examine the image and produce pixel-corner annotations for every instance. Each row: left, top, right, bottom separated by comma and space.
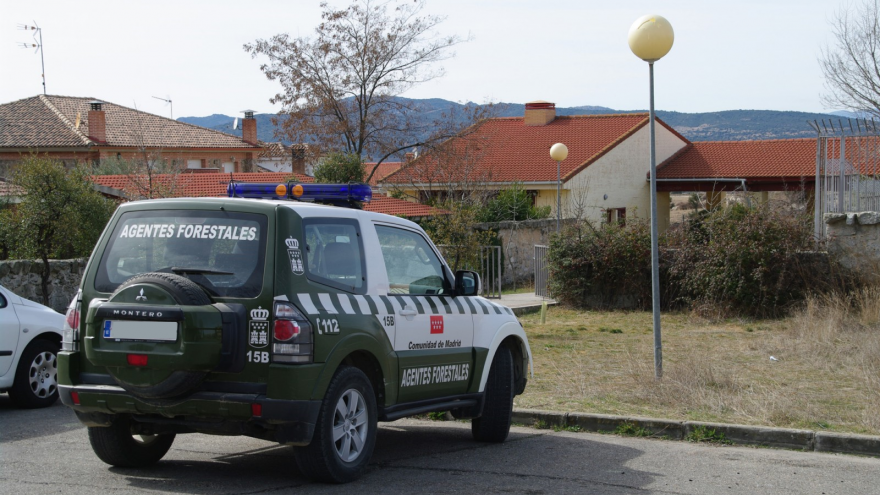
28, 351, 57, 398
332, 389, 368, 462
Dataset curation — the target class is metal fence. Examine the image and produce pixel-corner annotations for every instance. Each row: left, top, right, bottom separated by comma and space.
811, 119, 880, 238
438, 245, 502, 299
534, 245, 550, 298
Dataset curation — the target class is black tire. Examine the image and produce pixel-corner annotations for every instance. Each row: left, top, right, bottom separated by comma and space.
472, 345, 514, 443
88, 415, 175, 468
8, 339, 59, 409
107, 273, 211, 400
294, 366, 378, 483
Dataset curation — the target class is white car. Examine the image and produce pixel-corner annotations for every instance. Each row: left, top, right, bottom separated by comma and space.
0, 285, 64, 408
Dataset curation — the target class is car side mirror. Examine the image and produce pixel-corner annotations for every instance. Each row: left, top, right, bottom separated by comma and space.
454, 270, 480, 297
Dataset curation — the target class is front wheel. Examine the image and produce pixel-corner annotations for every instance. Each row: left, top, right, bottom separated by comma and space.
9, 339, 59, 409
294, 366, 377, 483
88, 416, 175, 467
472, 345, 514, 442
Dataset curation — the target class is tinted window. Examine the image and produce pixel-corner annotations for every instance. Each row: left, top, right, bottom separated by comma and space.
95, 210, 268, 298
303, 218, 365, 293
0, 293, 6, 309
375, 225, 449, 295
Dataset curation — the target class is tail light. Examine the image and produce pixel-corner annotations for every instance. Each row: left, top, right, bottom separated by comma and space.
62, 291, 82, 352
272, 302, 313, 363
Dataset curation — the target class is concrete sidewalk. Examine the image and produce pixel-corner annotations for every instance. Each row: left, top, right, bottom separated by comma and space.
511, 409, 880, 457
496, 292, 556, 315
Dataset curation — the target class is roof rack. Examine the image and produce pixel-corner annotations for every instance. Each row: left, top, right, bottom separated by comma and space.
226, 181, 372, 209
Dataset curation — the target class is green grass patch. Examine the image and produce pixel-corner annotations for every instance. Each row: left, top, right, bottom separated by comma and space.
686, 425, 733, 444
615, 422, 652, 437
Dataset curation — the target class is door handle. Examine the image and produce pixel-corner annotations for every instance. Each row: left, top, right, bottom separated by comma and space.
399, 308, 417, 317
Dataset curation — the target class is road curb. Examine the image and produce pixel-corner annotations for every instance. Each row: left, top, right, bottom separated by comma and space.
511, 409, 880, 457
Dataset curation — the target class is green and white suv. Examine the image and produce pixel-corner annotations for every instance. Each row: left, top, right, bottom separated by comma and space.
59, 182, 531, 483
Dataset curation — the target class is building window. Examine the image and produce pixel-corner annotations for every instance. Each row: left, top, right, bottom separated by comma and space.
605, 208, 626, 226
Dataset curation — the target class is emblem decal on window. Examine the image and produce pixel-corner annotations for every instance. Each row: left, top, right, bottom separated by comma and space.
286, 237, 304, 276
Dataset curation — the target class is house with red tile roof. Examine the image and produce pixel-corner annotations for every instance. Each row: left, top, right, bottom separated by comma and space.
0, 95, 263, 177
382, 101, 690, 230
381, 101, 821, 230
90, 172, 444, 219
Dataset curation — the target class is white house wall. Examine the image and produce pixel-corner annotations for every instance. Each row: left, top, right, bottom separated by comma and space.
564, 124, 687, 227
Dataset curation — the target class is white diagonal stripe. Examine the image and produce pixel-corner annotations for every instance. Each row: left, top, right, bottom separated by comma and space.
445, 298, 459, 315
318, 293, 338, 314
337, 294, 356, 314
433, 298, 447, 315
353, 295, 371, 315
369, 295, 388, 313
297, 294, 319, 315
401, 296, 417, 312
416, 297, 434, 314
387, 296, 403, 313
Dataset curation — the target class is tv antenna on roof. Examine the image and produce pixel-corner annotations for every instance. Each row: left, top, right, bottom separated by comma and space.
232, 117, 239, 130
17, 21, 46, 95
152, 96, 173, 119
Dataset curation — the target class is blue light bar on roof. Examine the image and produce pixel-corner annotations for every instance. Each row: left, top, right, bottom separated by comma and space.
227, 182, 372, 203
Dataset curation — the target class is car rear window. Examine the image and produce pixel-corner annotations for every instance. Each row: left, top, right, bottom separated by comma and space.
94, 210, 268, 298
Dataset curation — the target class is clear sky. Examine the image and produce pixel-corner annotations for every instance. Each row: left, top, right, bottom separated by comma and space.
0, 0, 845, 120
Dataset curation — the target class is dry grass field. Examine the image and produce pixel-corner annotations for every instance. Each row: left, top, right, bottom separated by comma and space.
515, 289, 880, 435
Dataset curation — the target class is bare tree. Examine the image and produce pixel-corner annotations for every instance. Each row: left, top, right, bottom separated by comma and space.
820, 0, 880, 117
244, 0, 465, 164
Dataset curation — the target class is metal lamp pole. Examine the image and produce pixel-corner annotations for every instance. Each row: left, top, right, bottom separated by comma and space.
550, 143, 569, 233
628, 15, 674, 379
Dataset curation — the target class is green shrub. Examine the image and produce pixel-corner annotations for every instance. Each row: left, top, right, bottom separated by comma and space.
668, 203, 815, 318
547, 221, 655, 309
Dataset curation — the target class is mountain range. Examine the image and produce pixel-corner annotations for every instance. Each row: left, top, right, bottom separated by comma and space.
178, 98, 843, 146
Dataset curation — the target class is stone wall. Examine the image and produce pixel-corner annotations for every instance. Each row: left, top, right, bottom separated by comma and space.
825, 212, 880, 282
474, 218, 575, 287
0, 258, 87, 312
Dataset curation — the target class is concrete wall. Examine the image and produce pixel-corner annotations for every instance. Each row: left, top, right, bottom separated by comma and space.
0, 258, 87, 312
564, 124, 686, 229
825, 212, 880, 281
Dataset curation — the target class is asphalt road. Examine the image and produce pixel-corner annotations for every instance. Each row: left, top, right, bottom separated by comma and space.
2, 395, 879, 494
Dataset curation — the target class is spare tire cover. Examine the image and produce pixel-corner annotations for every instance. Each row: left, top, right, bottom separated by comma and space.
106, 272, 212, 400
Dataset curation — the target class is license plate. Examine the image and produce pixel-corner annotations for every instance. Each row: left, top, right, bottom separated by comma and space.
102, 320, 178, 341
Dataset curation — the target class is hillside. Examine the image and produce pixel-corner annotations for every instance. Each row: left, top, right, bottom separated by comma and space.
178, 98, 835, 145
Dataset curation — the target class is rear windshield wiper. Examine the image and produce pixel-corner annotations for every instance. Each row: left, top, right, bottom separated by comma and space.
169, 267, 234, 276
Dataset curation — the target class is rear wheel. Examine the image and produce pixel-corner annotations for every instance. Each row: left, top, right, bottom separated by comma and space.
472, 345, 514, 443
294, 366, 377, 483
9, 339, 59, 409
88, 415, 175, 467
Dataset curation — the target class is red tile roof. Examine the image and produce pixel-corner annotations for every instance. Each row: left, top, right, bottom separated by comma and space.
657, 139, 816, 179
364, 194, 446, 218
92, 172, 313, 199
382, 114, 685, 184
90, 173, 442, 217
0, 95, 260, 150
364, 161, 402, 186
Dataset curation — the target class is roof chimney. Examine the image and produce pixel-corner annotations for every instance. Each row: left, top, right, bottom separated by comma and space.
242, 109, 257, 145
524, 101, 556, 126
291, 144, 306, 175
87, 100, 106, 143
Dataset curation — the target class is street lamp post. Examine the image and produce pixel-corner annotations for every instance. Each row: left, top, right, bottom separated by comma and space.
628, 14, 674, 379
549, 143, 568, 232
